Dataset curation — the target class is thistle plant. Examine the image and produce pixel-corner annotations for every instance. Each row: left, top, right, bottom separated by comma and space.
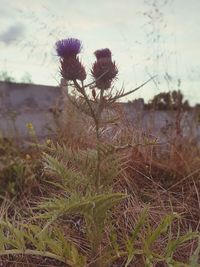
56, 37, 154, 193
48, 39, 157, 266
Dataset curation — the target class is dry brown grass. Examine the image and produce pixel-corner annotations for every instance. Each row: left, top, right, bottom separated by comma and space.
0, 104, 199, 266
56, 103, 200, 265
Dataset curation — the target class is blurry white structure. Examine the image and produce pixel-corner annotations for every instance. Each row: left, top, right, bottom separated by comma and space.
0, 81, 62, 140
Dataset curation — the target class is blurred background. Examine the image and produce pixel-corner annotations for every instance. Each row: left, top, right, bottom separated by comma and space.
0, 0, 199, 104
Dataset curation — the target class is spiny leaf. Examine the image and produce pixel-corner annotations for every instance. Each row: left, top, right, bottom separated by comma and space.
165, 231, 199, 260
189, 236, 200, 267
147, 213, 177, 247
125, 208, 148, 267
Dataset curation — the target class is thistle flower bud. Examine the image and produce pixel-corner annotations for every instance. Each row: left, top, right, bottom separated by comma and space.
92, 48, 118, 90
60, 57, 86, 81
56, 38, 86, 81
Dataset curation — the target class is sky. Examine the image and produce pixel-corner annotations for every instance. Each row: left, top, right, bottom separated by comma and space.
0, 0, 200, 104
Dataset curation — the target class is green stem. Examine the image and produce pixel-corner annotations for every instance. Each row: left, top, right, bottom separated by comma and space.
73, 80, 104, 193
74, 80, 97, 123
95, 121, 101, 193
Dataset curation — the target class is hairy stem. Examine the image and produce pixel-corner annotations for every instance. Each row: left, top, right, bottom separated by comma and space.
95, 120, 101, 193
74, 80, 97, 123
95, 88, 104, 193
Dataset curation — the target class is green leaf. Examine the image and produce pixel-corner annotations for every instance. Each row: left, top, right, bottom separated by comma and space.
189, 236, 200, 267
165, 231, 198, 260
147, 214, 176, 247
125, 208, 148, 267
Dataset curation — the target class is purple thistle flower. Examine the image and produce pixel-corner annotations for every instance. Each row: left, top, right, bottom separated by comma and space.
94, 48, 112, 60
56, 38, 82, 58
56, 38, 86, 81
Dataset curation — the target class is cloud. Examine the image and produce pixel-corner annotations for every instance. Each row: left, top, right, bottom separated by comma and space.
0, 24, 25, 45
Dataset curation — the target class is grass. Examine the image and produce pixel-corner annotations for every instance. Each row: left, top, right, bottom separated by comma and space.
0, 100, 199, 266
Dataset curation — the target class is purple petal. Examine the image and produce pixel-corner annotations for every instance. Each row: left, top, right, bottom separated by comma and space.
56, 38, 82, 58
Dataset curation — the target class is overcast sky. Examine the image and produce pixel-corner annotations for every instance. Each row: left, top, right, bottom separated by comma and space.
0, 0, 200, 104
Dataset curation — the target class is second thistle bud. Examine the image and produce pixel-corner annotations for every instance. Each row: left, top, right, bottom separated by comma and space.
91, 48, 118, 90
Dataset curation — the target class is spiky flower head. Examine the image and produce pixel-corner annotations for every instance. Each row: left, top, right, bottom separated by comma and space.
56, 38, 86, 81
56, 38, 82, 58
92, 48, 118, 90
60, 57, 86, 81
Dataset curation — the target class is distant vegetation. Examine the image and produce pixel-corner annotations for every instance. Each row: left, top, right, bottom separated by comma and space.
0, 70, 33, 83
145, 90, 191, 110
